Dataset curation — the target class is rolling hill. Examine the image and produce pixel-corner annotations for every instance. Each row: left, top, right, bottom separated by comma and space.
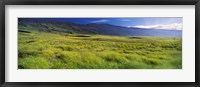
18, 18, 182, 38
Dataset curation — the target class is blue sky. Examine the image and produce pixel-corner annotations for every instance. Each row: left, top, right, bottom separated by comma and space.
43, 18, 183, 30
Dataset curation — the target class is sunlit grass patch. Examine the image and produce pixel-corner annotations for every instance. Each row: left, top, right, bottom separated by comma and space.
18, 30, 182, 69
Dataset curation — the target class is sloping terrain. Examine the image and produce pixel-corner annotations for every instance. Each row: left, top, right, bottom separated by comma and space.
19, 18, 182, 38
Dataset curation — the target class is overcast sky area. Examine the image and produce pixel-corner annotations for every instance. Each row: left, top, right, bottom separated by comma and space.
42, 18, 183, 30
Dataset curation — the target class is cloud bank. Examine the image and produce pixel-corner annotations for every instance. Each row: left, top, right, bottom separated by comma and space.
128, 23, 182, 30
91, 19, 110, 23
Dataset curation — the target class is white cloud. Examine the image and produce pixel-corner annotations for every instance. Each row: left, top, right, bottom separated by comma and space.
91, 19, 110, 23
128, 23, 182, 30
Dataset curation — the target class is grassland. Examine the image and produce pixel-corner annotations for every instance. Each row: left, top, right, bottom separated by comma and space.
18, 30, 182, 69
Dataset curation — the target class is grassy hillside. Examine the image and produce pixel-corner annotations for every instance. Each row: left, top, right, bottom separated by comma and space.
18, 30, 182, 69
18, 18, 182, 38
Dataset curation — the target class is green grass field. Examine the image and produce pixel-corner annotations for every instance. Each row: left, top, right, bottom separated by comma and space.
18, 30, 182, 69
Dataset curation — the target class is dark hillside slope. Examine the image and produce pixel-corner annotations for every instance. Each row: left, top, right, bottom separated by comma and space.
18, 18, 182, 38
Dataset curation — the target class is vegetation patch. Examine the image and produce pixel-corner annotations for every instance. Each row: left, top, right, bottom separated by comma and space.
18, 30, 182, 69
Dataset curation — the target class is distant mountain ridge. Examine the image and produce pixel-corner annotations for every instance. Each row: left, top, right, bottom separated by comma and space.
18, 18, 182, 38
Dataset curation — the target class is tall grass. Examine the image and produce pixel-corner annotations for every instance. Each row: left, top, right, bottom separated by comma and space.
18, 30, 182, 69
